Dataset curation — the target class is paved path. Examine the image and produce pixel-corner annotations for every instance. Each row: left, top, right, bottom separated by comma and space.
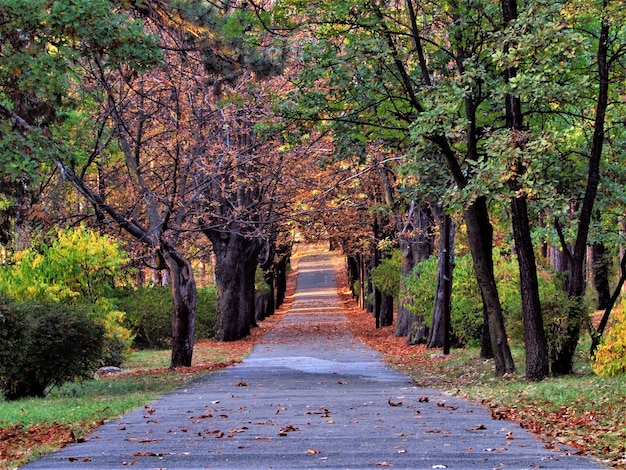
24, 251, 604, 469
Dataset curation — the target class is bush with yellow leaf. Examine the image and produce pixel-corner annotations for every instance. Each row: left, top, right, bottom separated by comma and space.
0, 225, 134, 366
592, 303, 626, 378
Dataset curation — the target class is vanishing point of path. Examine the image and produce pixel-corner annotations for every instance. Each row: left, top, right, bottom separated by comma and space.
24, 251, 604, 469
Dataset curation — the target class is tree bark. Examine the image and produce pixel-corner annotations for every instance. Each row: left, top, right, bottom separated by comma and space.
428, 212, 455, 349
161, 246, 196, 367
380, 293, 393, 327
501, 0, 549, 380
510, 196, 549, 380
590, 243, 611, 310
209, 231, 260, 341
395, 235, 415, 337
464, 198, 515, 375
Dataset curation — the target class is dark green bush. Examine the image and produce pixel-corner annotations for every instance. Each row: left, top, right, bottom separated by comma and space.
0, 299, 105, 400
117, 286, 217, 349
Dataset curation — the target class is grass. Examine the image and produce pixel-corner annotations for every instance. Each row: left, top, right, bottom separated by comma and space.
383, 342, 626, 467
0, 338, 256, 468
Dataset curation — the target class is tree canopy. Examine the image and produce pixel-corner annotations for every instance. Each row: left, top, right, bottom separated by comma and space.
1, 0, 625, 378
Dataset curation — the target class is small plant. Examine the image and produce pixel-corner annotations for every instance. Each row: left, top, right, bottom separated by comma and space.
0, 299, 105, 400
592, 302, 626, 377
370, 249, 401, 299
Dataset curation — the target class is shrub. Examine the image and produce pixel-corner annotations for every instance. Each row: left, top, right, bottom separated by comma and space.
449, 254, 484, 347
0, 299, 105, 400
371, 249, 402, 299
404, 255, 437, 324
0, 225, 134, 365
592, 303, 626, 377
118, 286, 217, 349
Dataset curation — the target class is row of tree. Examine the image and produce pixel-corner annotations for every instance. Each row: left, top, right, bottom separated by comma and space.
0, 0, 301, 367
2, 0, 625, 381
271, 0, 626, 380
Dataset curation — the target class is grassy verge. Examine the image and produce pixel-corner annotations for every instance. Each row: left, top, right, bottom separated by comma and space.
0, 338, 257, 468
334, 262, 626, 468
398, 345, 626, 467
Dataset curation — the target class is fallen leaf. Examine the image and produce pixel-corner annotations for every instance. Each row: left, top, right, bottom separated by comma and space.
388, 397, 403, 407
278, 424, 300, 436
466, 424, 486, 431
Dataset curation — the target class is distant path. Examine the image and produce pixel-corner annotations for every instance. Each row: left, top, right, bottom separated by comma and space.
24, 250, 604, 469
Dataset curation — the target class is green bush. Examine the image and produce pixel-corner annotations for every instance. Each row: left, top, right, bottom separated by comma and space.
405, 254, 484, 347
0, 299, 105, 400
404, 255, 437, 324
117, 286, 217, 349
0, 225, 134, 365
371, 249, 402, 298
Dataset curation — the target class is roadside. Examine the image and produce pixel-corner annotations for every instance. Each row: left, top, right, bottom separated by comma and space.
2, 245, 624, 468
0, 251, 301, 468
335, 257, 626, 468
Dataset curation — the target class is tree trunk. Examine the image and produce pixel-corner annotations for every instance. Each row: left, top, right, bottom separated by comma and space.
242, 240, 262, 329
501, 0, 548, 380
464, 198, 515, 375
590, 243, 611, 310
428, 213, 455, 349
275, 252, 290, 308
510, 196, 549, 380
161, 246, 196, 368
259, 269, 275, 320
209, 232, 259, 341
480, 305, 494, 359
552, 14, 609, 375
373, 247, 381, 328
380, 293, 393, 327
347, 255, 360, 300
395, 235, 415, 337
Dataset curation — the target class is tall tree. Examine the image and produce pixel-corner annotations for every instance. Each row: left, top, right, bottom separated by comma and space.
277, 0, 516, 374
499, 0, 549, 380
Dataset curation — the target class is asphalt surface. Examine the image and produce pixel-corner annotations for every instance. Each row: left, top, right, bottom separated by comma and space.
23, 251, 605, 469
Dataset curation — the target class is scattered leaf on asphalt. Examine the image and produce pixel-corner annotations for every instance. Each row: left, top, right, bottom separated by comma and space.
278, 424, 299, 436
466, 424, 486, 431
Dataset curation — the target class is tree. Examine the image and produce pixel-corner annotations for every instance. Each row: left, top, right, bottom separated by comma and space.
499, 0, 549, 380
491, 0, 625, 374
276, 0, 516, 375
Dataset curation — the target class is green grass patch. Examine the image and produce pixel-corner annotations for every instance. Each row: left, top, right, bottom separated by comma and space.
395, 344, 626, 467
0, 371, 193, 430
0, 342, 248, 468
